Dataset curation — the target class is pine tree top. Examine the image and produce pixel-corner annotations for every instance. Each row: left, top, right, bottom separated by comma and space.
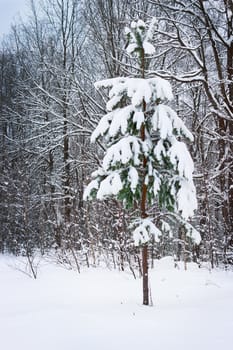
84, 17, 200, 246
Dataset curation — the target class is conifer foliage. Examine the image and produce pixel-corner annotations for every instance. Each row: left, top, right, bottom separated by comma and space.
84, 18, 200, 305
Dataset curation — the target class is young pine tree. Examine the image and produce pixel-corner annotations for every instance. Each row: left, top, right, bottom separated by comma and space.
84, 18, 200, 305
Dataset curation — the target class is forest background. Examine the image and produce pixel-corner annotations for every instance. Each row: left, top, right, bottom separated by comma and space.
0, 0, 232, 273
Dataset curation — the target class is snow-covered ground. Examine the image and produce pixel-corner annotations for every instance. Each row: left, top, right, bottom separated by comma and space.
0, 255, 233, 350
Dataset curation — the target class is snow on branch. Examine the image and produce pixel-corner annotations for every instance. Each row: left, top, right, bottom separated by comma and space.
96, 172, 123, 199
152, 104, 193, 141
175, 179, 197, 220
168, 139, 194, 180
125, 18, 156, 56
132, 218, 162, 246
102, 136, 142, 170
94, 77, 173, 111
184, 221, 201, 245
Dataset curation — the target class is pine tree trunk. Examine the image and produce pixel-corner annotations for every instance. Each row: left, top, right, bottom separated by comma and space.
140, 48, 149, 305
142, 244, 149, 305
141, 176, 149, 305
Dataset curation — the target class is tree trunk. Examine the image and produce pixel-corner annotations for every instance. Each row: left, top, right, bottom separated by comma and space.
140, 48, 149, 305
226, 0, 233, 236
142, 244, 149, 305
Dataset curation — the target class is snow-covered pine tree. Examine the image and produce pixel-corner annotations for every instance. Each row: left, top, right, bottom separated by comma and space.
84, 18, 200, 305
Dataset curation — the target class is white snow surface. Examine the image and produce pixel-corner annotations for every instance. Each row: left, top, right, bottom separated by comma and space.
1, 255, 233, 350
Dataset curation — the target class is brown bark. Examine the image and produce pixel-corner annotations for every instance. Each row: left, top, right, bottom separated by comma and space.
140, 48, 149, 305
142, 244, 149, 305
141, 121, 149, 305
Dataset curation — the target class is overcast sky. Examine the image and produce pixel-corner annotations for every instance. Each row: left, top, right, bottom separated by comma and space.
0, 0, 29, 39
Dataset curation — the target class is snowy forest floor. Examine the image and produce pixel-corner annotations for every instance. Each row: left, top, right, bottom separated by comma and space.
0, 255, 233, 350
